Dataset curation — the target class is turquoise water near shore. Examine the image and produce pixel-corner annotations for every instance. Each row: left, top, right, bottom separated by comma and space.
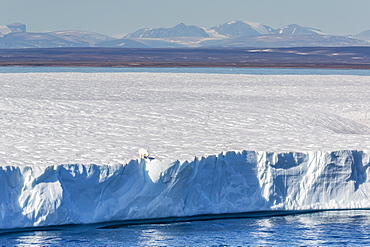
1, 66, 370, 76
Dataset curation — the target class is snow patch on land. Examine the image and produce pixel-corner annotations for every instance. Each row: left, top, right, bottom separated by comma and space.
243, 21, 271, 34
202, 28, 228, 38
308, 28, 326, 35
0, 25, 11, 36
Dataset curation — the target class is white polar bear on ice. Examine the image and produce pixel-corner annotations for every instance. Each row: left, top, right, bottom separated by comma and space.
138, 148, 150, 159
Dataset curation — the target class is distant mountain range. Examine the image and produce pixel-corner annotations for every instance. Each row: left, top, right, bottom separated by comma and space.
353, 30, 370, 41
126, 23, 211, 38
1, 21, 370, 49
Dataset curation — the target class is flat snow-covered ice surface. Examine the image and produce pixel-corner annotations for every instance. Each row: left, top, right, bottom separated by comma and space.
1, 72, 370, 166
1, 71, 370, 230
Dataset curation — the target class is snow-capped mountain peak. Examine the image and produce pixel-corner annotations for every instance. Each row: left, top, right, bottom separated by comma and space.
353, 29, 370, 41
47, 30, 115, 45
242, 21, 274, 34
0, 22, 26, 37
211, 20, 275, 37
126, 23, 211, 38
274, 24, 325, 35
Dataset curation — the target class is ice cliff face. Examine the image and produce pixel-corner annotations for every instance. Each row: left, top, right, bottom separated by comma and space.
1, 150, 370, 230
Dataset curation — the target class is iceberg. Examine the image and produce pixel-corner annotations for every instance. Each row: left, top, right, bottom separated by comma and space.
1, 150, 370, 230
1, 71, 370, 230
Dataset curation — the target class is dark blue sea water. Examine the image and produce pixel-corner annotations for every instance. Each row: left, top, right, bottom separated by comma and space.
1, 210, 370, 246
1, 67, 370, 246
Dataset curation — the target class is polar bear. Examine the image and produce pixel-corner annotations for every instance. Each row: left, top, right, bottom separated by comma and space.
138, 148, 150, 159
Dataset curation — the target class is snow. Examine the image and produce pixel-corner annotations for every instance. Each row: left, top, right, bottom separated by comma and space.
1, 150, 370, 229
0, 25, 11, 36
228, 21, 237, 25
218, 21, 272, 35
243, 21, 271, 34
308, 28, 326, 35
202, 28, 228, 38
1, 72, 370, 230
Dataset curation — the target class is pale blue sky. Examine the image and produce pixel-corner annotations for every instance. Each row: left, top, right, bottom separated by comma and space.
1, 0, 368, 36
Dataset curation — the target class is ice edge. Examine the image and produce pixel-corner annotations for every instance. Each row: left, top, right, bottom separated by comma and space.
1, 149, 370, 230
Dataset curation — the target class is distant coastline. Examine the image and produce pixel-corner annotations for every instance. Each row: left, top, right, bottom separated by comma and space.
1, 47, 370, 69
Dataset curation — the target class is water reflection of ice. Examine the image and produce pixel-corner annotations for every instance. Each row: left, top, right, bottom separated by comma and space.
4, 210, 370, 246
252, 218, 274, 245
288, 210, 370, 245
14, 231, 63, 246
